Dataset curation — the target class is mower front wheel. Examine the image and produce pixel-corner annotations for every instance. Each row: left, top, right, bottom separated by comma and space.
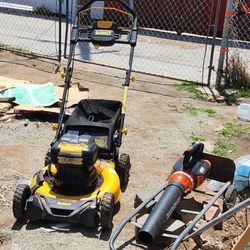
117, 153, 131, 187
12, 184, 31, 220
100, 192, 114, 230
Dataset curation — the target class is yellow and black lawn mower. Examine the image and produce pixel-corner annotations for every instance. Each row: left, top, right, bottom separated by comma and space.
12, 0, 138, 230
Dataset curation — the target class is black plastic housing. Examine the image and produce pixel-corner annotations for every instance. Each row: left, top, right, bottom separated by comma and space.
51, 133, 99, 193
138, 184, 184, 244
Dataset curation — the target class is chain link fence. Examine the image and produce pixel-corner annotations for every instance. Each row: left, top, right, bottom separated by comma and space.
224, 0, 250, 89
1, 0, 250, 86
71, 0, 133, 72
0, 0, 60, 58
69, 0, 220, 84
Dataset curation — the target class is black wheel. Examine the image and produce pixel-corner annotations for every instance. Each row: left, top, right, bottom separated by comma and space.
100, 192, 114, 230
223, 184, 237, 211
117, 153, 131, 186
44, 149, 51, 166
12, 184, 31, 220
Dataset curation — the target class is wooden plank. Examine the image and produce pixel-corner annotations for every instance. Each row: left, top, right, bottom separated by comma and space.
0, 76, 30, 87
55, 84, 89, 108
13, 106, 71, 116
232, 224, 250, 250
0, 103, 12, 115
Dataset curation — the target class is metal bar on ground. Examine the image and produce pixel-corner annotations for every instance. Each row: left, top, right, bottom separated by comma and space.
170, 181, 231, 250
109, 184, 167, 250
187, 197, 250, 239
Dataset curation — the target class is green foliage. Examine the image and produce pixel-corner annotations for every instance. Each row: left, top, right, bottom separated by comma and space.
182, 104, 198, 116
182, 104, 219, 119
175, 83, 204, 99
190, 134, 206, 142
241, 124, 250, 134
219, 121, 240, 138
213, 120, 250, 156
213, 139, 235, 156
219, 121, 250, 138
201, 108, 217, 118
225, 54, 250, 89
235, 88, 250, 98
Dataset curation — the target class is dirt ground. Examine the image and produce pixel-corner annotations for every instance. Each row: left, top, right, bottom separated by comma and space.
0, 52, 249, 250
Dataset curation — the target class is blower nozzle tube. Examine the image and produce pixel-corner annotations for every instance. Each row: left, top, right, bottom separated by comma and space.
138, 183, 184, 244
137, 159, 211, 244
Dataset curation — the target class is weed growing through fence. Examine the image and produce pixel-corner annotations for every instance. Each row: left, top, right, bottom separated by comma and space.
225, 54, 250, 90
235, 88, 250, 99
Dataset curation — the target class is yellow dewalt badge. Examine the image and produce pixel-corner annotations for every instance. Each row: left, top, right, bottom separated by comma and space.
58, 156, 83, 165
57, 202, 71, 206
95, 30, 112, 36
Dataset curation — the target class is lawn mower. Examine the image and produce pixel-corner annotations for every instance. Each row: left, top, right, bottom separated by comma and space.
12, 0, 138, 230
110, 142, 238, 249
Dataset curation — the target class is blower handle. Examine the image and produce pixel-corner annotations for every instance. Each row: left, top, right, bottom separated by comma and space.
183, 142, 204, 170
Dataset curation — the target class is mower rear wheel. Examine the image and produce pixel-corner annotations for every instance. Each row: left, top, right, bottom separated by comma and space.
13, 184, 31, 220
100, 192, 114, 230
117, 153, 131, 186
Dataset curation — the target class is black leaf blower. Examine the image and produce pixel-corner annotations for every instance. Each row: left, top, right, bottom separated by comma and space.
109, 142, 236, 250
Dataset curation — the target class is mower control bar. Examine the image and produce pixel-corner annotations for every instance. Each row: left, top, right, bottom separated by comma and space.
70, 26, 137, 46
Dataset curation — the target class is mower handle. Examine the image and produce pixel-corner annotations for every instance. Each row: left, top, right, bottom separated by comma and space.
77, 0, 137, 21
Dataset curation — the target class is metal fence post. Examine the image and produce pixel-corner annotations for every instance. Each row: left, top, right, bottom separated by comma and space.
64, 0, 69, 59
58, 0, 63, 63
215, 0, 234, 90
207, 0, 222, 86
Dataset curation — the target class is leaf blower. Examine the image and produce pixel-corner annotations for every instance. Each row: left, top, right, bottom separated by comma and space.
137, 142, 212, 244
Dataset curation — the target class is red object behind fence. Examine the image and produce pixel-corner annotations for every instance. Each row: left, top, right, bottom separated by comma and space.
135, 0, 228, 37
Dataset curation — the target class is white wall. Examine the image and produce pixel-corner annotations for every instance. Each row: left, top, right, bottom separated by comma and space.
32, 0, 68, 14
0, 0, 75, 14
